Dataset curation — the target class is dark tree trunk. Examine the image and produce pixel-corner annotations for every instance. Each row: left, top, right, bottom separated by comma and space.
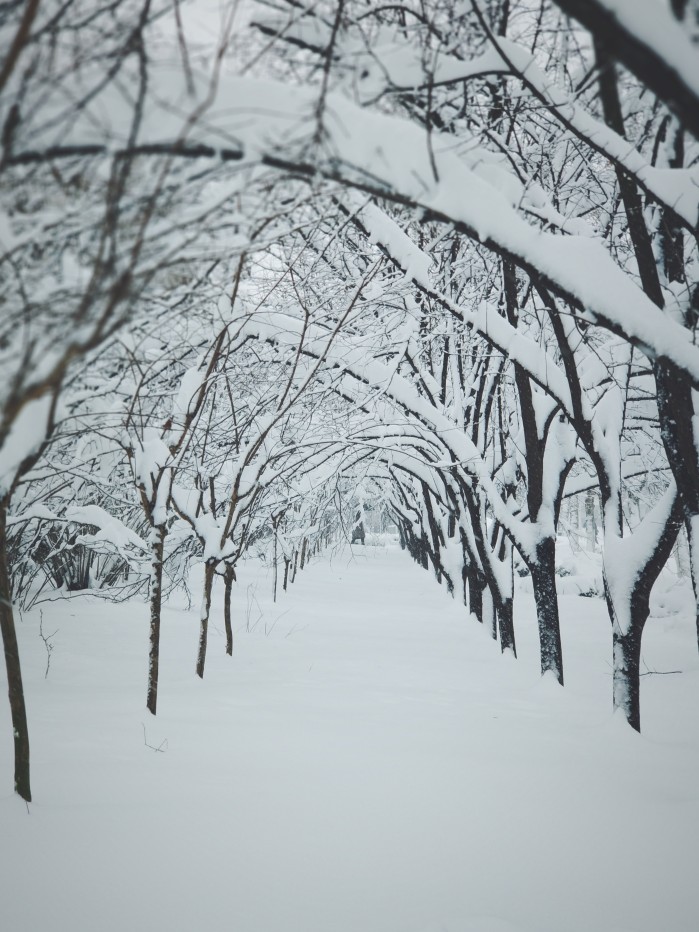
283, 557, 290, 592
687, 520, 699, 654
0, 499, 31, 801
468, 570, 485, 624
611, 624, 642, 732
419, 534, 429, 570
223, 563, 235, 657
529, 536, 564, 684
196, 561, 216, 679
483, 586, 497, 640
496, 596, 516, 656
655, 361, 699, 654
604, 489, 682, 730
397, 522, 406, 550
146, 524, 166, 715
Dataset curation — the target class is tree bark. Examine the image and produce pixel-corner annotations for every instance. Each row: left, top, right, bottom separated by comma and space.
611, 624, 642, 732
0, 498, 31, 801
496, 596, 516, 656
529, 536, 564, 684
223, 563, 235, 657
687, 518, 699, 654
146, 524, 166, 715
196, 561, 216, 679
604, 489, 682, 730
655, 362, 699, 653
482, 585, 496, 640
468, 569, 485, 624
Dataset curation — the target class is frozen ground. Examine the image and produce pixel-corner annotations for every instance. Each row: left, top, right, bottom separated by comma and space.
2, 543, 699, 932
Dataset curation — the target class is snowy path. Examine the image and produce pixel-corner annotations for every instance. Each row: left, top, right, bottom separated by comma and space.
2, 544, 699, 932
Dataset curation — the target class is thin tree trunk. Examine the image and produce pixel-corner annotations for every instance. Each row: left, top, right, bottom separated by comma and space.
482, 586, 496, 639
585, 489, 597, 551
0, 498, 31, 801
461, 562, 471, 608
529, 536, 564, 684
283, 557, 290, 591
146, 524, 166, 715
196, 561, 216, 679
223, 563, 235, 657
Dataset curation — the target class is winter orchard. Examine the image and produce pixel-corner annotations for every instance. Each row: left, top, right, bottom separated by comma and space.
1, 0, 699, 809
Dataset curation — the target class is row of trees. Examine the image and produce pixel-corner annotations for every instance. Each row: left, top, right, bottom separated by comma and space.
2, 0, 699, 802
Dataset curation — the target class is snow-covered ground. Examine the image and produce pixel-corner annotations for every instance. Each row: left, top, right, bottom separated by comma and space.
2, 544, 699, 932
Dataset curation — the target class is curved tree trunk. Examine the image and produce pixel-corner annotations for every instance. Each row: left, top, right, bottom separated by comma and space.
0, 499, 31, 801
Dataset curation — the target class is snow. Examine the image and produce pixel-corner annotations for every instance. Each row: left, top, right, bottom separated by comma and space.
11, 38, 699, 381
2, 544, 699, 932
64, 504, 149, 554
596, 0, 699, 100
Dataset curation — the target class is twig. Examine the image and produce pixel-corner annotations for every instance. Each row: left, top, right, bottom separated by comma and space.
639, 668, 682, 676
142, 723, 168, 752
640, 657, 682, 677
38, 610, 58, 679
245, 583, 263, 632
265, 608, 290, 636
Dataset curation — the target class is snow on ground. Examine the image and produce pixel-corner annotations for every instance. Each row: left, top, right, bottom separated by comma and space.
2, 543, 699, 932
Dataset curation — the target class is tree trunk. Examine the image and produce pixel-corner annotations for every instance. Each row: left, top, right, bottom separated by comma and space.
223, 563, 235, 657
482, 585, 496, 640
273, 527, 278, 603
196, 561, 216, 679
603, 487, 682, 730
496, 596, 516, 656
529, 536, 564, 684
655, 362, 699, 655
687, 518, 699, 654
0, 499, 31, 801
468, 570, 485, 624
146, 524, 166, 715
585, 489, 597, 551
611, 624, 642, 732
397, 522, 406, 550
